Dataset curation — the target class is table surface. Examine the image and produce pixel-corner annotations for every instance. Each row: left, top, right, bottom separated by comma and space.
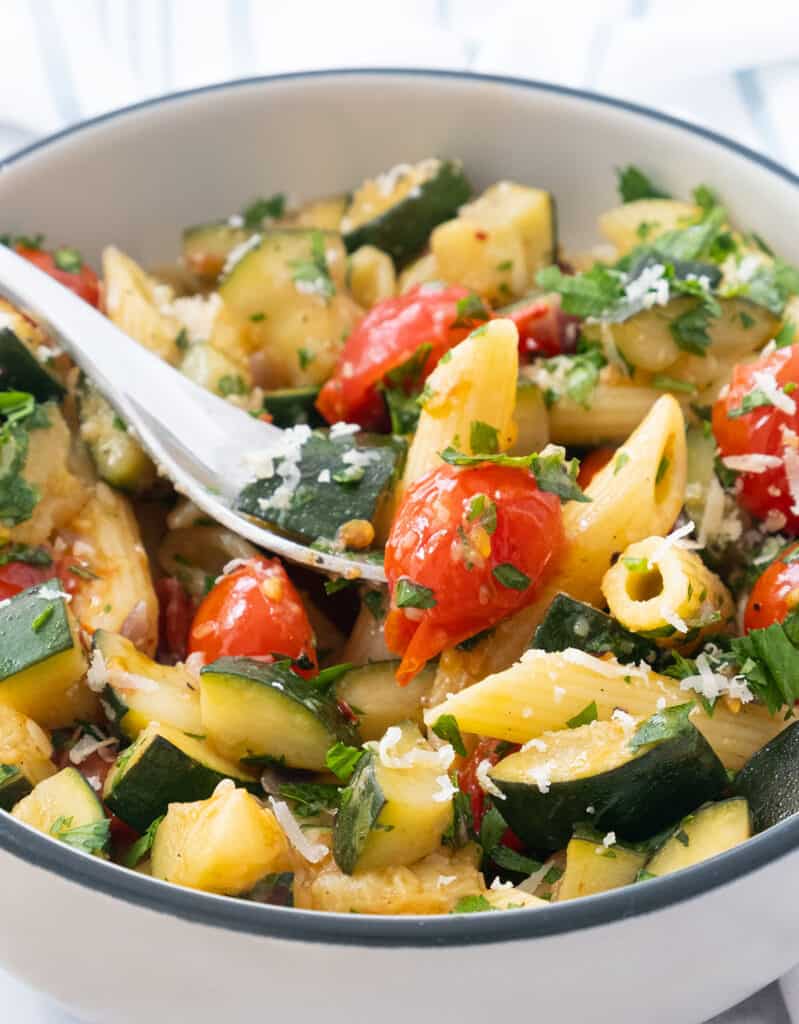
1, 1, 798, 1021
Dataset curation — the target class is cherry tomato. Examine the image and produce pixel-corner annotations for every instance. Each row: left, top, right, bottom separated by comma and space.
577, 446, 615, 489
14, 246, 100, 308
508, 295, 580, 359
0, 560, 54, 600
713, 344, 799, 532
384, 463, 564, 684
188, 557, 317, 671
316, 284, 485, 428
155, 577, 196, 663
458, 738, 524, 850
744, 541, 799, 631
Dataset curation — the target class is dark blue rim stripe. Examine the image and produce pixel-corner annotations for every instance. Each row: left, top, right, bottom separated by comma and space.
1, 68, 798, 949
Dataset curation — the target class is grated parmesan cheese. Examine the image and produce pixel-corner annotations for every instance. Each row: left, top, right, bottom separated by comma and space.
783, 445, 799, 514
432, 774, 458, 803
69, 734, 117, 766
721, 453, 782, 474
751, 368, 796, 416
647, 520, 701, 566
373, 727, 455, 772
476, 758, 506, 800
678, 652, 753, 704
269, 798, 328, 863
661, 604, 689, 634
86, 649, 108, 693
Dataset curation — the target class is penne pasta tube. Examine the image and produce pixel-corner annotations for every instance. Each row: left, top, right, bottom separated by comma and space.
102, 247, 182, 364
547, 381, 665, 446
424, 649, 785, 771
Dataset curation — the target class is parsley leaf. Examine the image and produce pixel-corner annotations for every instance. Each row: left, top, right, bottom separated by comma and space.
241, 194, 285, 229
325, 741, 364, 782
467, 493, 497, 535
50, 815, 110, 856
729, 260, 799, 316
536, 264, 625, 319
617, 166, 671, 203
629, 703, 694, 754
692, 184, 721, 212
492, 563, 531, 590
0, 542, 51, 567
469, 420, 500, 454
290, 230, 335, 300
217, 374, 247, 397
451, 894, 494, 914
278, 782, 340, 817
730, 610, 799, 714
653, 205, 727, 263
395, 578, 436, 609
123, 815, 164, 868
452, 294, 490, 329
431, 714, 467, 756
438, 445, 589, 504
490, 846, 542, 875
669, 301, 714, 356
775, 321, 796, 349
567, 701, 598, 728
53, 247, 83, 273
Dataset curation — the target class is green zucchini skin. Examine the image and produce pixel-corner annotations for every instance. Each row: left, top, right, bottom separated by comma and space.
533, 593, 660, 666
0, 579, 74, 682
261, 387, 324, 429
0, 328, 65, 402
333, 751, 385, 874
104, 732, 258, 833
182, 221, 251, 281
0, 764, 33, 811
78, 382, 156, 494
342, 160, 471, 267
734, 721, 799, 832
236, 431, 406, 544
494, 717, 727, 850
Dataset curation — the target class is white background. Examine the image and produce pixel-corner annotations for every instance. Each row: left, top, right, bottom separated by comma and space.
1, 1, 798, 1020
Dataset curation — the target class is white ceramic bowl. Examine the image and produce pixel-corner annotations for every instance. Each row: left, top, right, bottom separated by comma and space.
1, 70, 798, 1024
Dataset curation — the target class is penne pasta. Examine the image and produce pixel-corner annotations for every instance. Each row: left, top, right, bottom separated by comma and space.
547, 380, 665, 446
347, 245, 396, 308
102, 247, 182, 364
424, 649, 786, 770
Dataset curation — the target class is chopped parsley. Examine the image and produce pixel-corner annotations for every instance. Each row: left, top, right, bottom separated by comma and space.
629, 703, 694, 754
451, 894, 494, 914
290, 230, 335, 300
50, 815, 110, 856
467, 493, 497, 535
123, 814, 164, 868
775, 321, 796, 349
623, 556, 650, 573
395, 578, 436, 609
469, 420, 500, 454
617, 165, 671, 203
728, 260, 799, 316
363, 589, 386, 621
492, 563, 531, 590
297, 347, 315, 370
0, 542, 51, 567
53, 247, 83, 273
536, 263, 625, 319
452, 293, 490, 329
217, 374, 247, 397
277, 782, 340, 817
566, 701, 598, 729
431, 714, 466, 757
31, 605, 54, 632
241, 193, 286, 229
175, 328, 190, 351
651, 375, 697, 394
614, 452, 630, 474
324, 741, 364, 782
439, 445, 589, 504
669, 301, 715, 356
490, 846, 542, 875
655, 455, 670, 484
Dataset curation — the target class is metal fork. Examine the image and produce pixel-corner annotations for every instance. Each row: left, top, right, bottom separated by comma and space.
0, 246, 387, 583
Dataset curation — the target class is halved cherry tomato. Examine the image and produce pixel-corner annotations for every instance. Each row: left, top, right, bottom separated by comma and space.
744, 541, 799, 631
384, 463, 564, 684
458, 738, 524, 850
713, 343, 799, 533
316, 284, 485, 428
156, 577, 196, 664
187, 557, 317, 672
0, 560, 54, 601
14, 246, 100, 308
577, 446, 615, 489
508, 295, 580, 359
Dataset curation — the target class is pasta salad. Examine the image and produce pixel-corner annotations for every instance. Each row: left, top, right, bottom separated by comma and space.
0, 158, 798, 914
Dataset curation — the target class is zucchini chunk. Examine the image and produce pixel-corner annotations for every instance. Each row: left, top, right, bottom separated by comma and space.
490, 705, 727, 849
533, 592, 660, 666
555, 830, 647, 901
598, 198, 700, 256
151, 781, 291, 895
644, 798, 751, 877
261, 387, 324, 429
13, 767, 109, 856
236, 430, 405, 546
217, 229, 362, 388
333, 660, 435, 741
78, 382, 156, 494
0, 580, 88, 728
94, 630, 202, 741
333, 722, 455, 875
291, 194, 349, 231
0, 327, 65, 401
200, 657, 359, 772
182, 221, 251, 281
734, 721, 799, 832
0, 705, 55, 810
341, 158, 471, 267
431, 182, 557, 302
179, 341, 252, 397
103, 721, 257, 833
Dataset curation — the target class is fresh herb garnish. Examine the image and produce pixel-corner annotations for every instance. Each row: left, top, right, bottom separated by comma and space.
452, 293, 490, 329
363, 588, 386, 621
536, 264, 625, 319
297, 348, 315, 371
278, 782, 340, 818
0, 542, 51, 567
53, 247, 83, 273
395, 578, 436, 609
439, 445, 589, 504
431, 714, 467, 756
451, 894, 494, 914
241, 194, 286, 229
175, 328, 190, 351
492, 563, 531, 590
31, 605, 54, 632
123, 815, 164, 868
669, 301, 715, 356
651, 375, 697, 394
567, 701, 598, 729
290, 230, 335, 300
324, 741, 364, 782
775, 321, 796, 348
655, 455, 670, 484
490, 846, 542, 875
469, 420, 499, 454
467, 493, 497, 535
218, 374, 247, 397
50, 815, 110, 856
629, 703, 694, 754
617, 166, 671, 203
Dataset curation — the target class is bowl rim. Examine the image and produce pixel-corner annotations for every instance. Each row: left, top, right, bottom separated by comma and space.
1, 66, 798, 948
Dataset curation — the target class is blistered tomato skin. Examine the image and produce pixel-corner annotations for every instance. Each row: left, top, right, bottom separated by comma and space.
187, 558, 317, 673
744, 542, 799, 631
713, 344, 799, 533
384, 463, 564, 684
316, 284, 484, 428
